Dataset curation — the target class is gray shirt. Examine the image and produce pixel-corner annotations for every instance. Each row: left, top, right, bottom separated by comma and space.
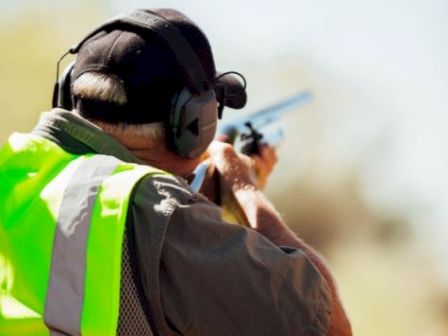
32, 109, 332, 336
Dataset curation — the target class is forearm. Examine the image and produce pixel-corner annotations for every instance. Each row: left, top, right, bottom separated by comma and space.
208, 141, 352, 335
233, 186, 352, 336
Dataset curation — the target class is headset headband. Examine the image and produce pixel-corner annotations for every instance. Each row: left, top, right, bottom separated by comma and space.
70, 9, 211, 94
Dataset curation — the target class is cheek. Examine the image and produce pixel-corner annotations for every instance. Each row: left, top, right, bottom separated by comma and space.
166, 154, 202, 177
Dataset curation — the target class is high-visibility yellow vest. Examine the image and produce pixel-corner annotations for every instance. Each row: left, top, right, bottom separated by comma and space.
0, 133, 166, 335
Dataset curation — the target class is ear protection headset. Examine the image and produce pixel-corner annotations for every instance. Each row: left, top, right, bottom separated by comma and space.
52, 9, 220, 159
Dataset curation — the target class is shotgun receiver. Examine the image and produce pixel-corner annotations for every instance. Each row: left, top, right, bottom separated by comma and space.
190, 91, 312, 192
217, 91, 312, 155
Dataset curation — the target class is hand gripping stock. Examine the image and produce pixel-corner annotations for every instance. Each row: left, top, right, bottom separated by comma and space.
189, 91, 313, 192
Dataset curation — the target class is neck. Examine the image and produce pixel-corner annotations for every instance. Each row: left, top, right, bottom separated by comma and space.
130, 145, 201, 178
92, 120, 200, 177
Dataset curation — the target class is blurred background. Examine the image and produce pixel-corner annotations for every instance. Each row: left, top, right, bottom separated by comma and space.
1, 0, 447, 334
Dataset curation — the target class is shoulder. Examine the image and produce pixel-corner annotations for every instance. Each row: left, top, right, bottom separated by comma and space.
128, 171, 332, 336
130, 171, 221, 229
133, 172, 214, 208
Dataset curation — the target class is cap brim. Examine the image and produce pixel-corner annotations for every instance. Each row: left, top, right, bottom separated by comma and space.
214, 72, 247, 109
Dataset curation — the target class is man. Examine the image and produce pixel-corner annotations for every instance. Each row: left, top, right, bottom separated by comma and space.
0, 8, 351, 336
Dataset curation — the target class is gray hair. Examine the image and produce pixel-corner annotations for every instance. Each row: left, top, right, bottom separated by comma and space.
72, 71, 165, 141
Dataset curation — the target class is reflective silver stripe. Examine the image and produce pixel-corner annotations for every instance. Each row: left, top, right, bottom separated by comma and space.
44, 155, 120, 336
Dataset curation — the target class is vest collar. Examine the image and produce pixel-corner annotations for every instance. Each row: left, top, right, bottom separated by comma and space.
32, 108, 145, 164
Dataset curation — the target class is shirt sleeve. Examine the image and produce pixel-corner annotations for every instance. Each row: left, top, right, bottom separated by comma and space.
131, 176, 332, 336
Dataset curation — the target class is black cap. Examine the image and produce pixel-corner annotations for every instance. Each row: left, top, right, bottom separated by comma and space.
72, 8, 246, 124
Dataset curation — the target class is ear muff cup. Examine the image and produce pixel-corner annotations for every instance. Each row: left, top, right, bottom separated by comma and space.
170, 88, 218, 159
